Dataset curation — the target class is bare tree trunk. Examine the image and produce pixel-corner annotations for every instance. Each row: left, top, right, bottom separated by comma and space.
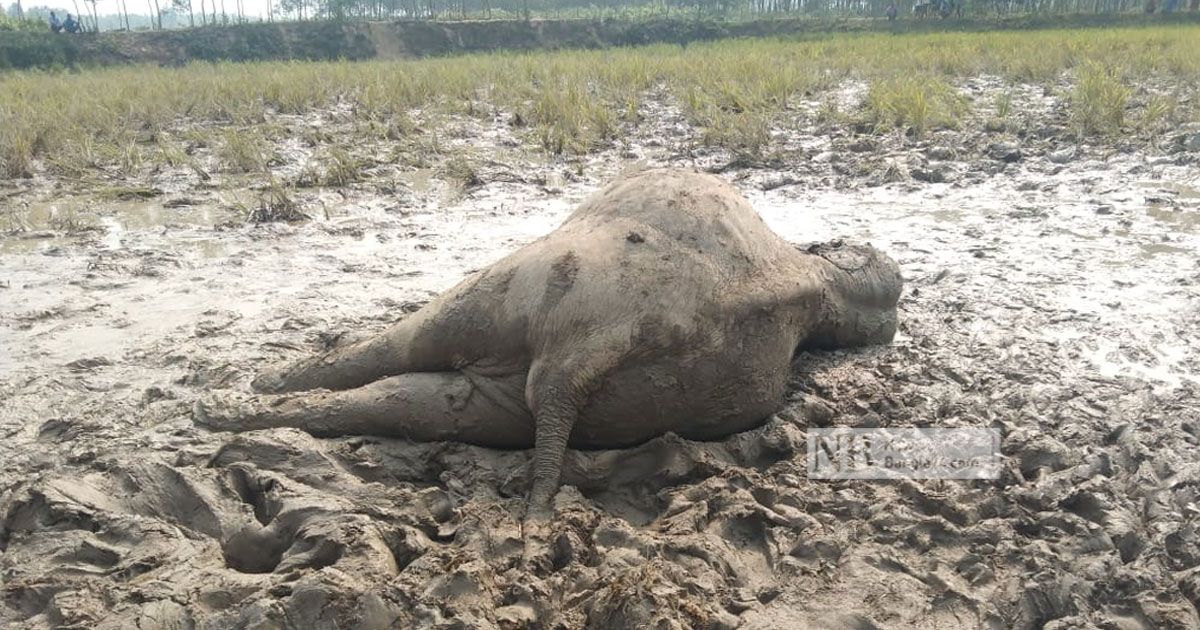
15, 0, 24, 20
188, 0, 195, 26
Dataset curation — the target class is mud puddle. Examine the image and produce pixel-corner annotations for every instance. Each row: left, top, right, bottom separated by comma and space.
2, 123, 1200, 628
1, 196, 231, 257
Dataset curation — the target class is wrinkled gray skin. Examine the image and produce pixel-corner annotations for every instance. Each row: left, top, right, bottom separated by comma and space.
195, 169, 902, 515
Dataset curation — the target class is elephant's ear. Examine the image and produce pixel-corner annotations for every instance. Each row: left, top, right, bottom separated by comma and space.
801, 240, 874, 273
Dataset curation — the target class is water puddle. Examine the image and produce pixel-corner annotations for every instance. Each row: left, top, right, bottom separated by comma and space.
1, 197, 233, 256
1141, 181, 1200, 199
19, 197, 222, 229
1137, 242, 1192, 258
1089, 337, 1196, 387
1145, 206, 1200, 232
399, 168, 436, 194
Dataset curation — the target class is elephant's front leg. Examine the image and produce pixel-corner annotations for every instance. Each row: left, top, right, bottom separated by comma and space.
517, 348, 626, 571
195, 372, 534, 448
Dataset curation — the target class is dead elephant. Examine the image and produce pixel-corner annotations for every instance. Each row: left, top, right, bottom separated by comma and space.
195, 168, 903, 515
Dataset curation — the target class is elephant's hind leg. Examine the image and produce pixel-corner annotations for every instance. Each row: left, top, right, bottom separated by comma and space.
196, 372, 534, 449
252, 305, 471, 394
251, 332, 407, 394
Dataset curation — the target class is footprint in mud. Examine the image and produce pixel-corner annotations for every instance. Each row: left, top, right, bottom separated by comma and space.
0, 441, 428, 627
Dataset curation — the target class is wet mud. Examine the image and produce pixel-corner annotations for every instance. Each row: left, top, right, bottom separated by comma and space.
2, 83, 1200, 629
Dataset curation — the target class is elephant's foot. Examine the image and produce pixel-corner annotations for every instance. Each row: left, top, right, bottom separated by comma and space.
193, 389, 327, 434
521, 511, 555, 574
249, 366, 291, 394
193, 390, 279, 433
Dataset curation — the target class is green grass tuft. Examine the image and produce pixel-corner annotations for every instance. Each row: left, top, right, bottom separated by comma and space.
1071, 64, 1131, 137
863, 77, 967, 138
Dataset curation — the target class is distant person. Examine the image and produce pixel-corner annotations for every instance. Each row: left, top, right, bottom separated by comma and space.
886, 1, 898, 20
937, 0, 959, 17
49, 11, 62, 32
63, 13, 81, 33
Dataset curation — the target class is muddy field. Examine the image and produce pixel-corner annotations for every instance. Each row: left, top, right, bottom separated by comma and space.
2, 78, 1200, 629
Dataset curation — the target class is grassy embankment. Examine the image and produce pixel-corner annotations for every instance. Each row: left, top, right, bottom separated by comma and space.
0, 24, 1197, 184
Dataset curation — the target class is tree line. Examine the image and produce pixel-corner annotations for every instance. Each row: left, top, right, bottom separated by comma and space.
6, 0, 1192, 33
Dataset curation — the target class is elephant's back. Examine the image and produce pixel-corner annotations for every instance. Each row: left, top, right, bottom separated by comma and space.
563, 169, 786, 267
494, 219, 725, 349
466, 169, 793, 363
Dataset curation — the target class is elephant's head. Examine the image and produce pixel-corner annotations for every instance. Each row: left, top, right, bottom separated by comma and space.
800, 240, 903, 350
